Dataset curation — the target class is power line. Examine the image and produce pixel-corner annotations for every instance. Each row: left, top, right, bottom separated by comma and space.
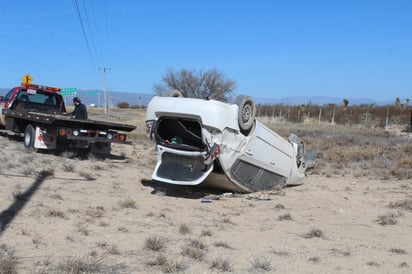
82, 0, 102, 69
73, 0, 98, 73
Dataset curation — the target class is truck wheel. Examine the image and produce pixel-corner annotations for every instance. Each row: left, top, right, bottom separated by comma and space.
24, 124, 35, 150
233, 95, 256, 134
162, 89, 184, 97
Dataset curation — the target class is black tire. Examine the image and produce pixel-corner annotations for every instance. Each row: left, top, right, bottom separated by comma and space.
24, 124, 35, 150
162, 89, 184, 97
233, 95, 256, 134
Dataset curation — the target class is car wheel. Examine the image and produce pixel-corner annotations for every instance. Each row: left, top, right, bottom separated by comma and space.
24, 124, 35, 150
162, 89, 184, 97
234, 95, 256, 134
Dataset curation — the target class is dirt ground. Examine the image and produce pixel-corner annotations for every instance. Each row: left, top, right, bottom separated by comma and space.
0, 113, 411, 273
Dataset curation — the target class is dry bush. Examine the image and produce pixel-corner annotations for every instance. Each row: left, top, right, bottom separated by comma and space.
330, 248, 351, 256
308, 257, 320, 263
278, 213, 293, 221
178, 223, 191, 234
250, 256, 272, 272
12, 185, 25, 201
388, 199, 412, 211
162, 259, 187, 273
0, 244, 17, 274
389, 248, 407, 254
106, 245, 120, 255
366, 261, 381, 267
118, 198, 137, 209
378, 211, 401, 225
144, 236, 166, 252
181, 239, 207, 260
200, 229, 213, 237
58, 256, 102, 273
47, 209, 65, 218
210, 256, 233, 272
62, 162, 75, 172
118, 226, 128, 232
85, 206, 105, 219
146, 253, 167, 266
272, 250, 290, 257
303, 228, 324, 239
213, 241, 232, 249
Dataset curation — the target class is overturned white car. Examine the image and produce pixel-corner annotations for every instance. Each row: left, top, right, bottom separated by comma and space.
145, 92, 313, 193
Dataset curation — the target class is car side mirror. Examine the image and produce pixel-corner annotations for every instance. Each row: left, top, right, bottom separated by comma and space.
0, 96, 4, 102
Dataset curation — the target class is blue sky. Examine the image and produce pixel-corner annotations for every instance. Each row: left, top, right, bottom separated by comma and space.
0, 0, 411, 102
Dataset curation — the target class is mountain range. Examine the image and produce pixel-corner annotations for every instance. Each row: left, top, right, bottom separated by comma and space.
0, 88, 393, 107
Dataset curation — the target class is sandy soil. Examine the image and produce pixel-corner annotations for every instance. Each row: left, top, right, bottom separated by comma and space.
0, 122, 411, 273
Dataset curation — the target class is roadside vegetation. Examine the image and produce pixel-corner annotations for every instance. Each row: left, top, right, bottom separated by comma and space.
0, 105, 411, 273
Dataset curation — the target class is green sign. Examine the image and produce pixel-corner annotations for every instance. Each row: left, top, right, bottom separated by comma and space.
61, 88, 77, 96
87, 90, 98, 96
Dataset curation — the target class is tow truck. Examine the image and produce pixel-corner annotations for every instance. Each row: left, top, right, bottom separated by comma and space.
0, 78, 136, 156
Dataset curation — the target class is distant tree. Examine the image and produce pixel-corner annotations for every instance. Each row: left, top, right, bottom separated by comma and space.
117, 102, 129, 109
153, 68, 236, 102
395, 97, 401, 109
343, 99, 349, 108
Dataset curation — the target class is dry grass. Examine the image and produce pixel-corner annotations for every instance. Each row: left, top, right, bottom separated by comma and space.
278, 213, 293, 221
0, 244, 17, 274
268, 122, 412, 180
178, 223, 191, 234
144, 236, 166, 252
181, 238, 207, 260
58, 256, 102, 273
250, 256, 272, 272
377, 211, 401, 226
119, 198, 137, 209
303, 228, 325, 239
210, 256, 233, 272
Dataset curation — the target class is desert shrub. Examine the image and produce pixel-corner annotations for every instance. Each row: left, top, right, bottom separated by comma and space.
389, 248, 407, 254
250, 256, 272, 272
119, 198, 137, 209
178, 223, 191, 234
213, 241, 232, 249
388, 200, 412, 211
147, 253, 167, 266
303, 228, 324, 239
58, 256, 102, 273
210, 256, 233, 272
200, 229, 213, 237
181, 239, 207, 260
163, 259, 187, 273
117, 102, 129, 109
378, 211, 401, 225
278, 213, 292, 221
144, 236, 166, 252
0, 245, 17, 274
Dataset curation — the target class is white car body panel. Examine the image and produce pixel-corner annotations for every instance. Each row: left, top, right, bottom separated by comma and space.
146, 95, 308, 193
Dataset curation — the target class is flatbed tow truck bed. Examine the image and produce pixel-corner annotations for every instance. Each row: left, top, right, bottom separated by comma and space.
3, 109, 136, 132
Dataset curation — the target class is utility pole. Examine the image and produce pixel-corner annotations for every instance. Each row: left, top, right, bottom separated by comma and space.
101, 67, 111, 115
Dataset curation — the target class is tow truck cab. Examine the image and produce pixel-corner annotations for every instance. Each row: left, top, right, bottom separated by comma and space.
0, 83, 66, 127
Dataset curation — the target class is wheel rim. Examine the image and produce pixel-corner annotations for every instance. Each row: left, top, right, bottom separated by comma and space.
25, 133, 31, 146
241, 104, 252, 123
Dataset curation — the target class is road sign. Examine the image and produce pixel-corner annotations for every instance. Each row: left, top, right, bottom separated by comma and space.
87, 90, 98, 96
22, 73, 33, 84
61, 88, 77, 96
